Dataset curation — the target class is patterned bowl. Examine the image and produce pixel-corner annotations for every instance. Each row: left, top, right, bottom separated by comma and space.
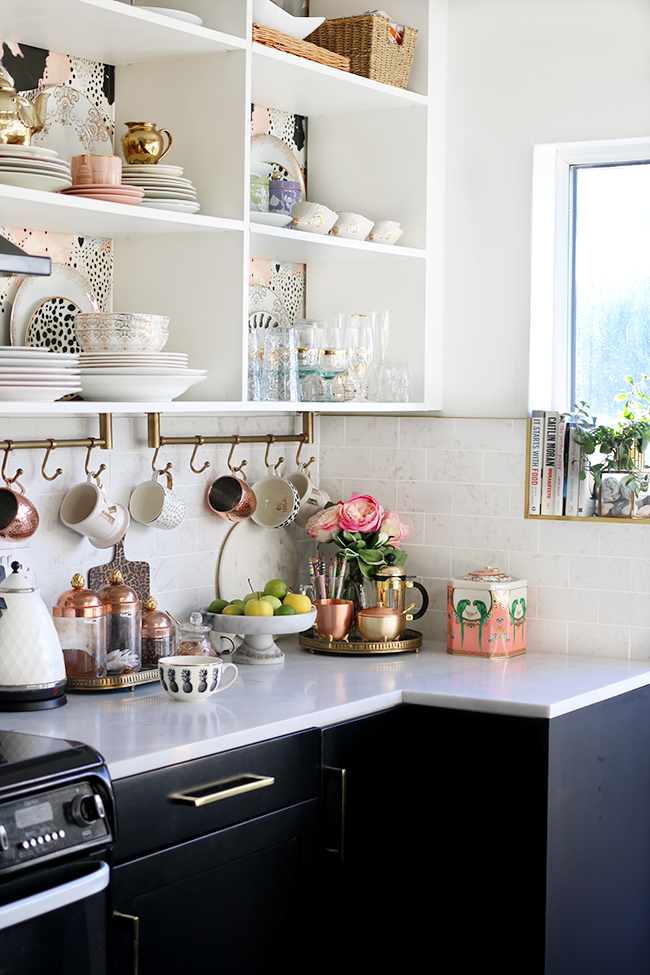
74, 312, 169, 352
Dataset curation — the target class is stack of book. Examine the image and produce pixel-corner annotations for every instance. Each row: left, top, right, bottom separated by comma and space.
528, 411, 592, 517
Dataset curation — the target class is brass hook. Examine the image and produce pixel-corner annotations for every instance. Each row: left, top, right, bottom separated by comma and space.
295, 439, 304, 469
301, 454, 316, 475
264, 434, 284, 474
41, 439, 63, 482
189, 436, 210, 475
84, 438, 107, 481
151, 446, 173, 479
1, 441, 24, 490
227, 436, 248, 480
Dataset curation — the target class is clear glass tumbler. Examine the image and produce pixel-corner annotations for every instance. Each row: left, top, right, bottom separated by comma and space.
262, 328, 299, 402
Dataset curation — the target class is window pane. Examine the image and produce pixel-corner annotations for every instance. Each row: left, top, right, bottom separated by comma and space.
572, 162, 650, 419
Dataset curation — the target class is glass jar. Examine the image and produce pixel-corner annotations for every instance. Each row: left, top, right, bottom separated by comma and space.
53, 574, 106, 679
98, 569, 142, 673
177, 612, 216, 657
141, 596, 176, 667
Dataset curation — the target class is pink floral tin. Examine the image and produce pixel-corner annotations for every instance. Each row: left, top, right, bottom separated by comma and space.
447, 566, 527, 658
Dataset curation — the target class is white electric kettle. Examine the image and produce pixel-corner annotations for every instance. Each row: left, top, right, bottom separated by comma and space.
0, 561, 67, 711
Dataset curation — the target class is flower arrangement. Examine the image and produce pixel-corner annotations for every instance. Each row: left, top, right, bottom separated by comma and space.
572, 374, 650, 496
305, 492, 409, 579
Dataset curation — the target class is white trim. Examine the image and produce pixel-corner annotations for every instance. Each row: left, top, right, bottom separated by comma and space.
529, 137, 650, 414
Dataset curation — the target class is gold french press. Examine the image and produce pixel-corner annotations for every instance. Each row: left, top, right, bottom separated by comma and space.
373, 554, 429, 621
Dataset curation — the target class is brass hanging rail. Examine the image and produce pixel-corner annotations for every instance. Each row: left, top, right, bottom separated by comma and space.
0, 413, 113, 454
146, 412, 314, 474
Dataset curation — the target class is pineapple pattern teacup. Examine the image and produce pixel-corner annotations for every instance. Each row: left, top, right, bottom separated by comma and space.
158, 656, 238, 703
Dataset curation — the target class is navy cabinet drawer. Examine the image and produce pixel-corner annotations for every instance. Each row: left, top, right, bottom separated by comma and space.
112, 729, 320, 862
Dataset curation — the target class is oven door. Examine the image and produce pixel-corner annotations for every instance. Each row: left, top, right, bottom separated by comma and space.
0, 858, 110, 975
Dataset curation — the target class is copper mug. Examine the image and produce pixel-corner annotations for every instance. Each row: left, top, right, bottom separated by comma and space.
357, 605, 414, 642
207, 474, 257, 522
314, 599, 355, 642
0, 485, 39, 541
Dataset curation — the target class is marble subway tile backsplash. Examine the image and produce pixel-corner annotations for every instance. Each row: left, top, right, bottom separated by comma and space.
1, 413, 648, 662
319, 415, 650, 661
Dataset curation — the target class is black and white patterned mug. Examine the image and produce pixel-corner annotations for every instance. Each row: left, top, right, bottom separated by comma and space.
129, 470, 185, 531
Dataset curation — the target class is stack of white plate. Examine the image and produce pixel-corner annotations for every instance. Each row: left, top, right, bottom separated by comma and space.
0, 346, 81, 401
78, 351, 206, 401
0, 144, 71, 192
121, 163, 200, 213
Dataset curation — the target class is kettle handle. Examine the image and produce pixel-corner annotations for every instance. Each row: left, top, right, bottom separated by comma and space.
408, 581, 429, 621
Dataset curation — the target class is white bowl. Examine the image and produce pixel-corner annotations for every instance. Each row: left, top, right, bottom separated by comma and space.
74, 312, 169, 353
331, 211, 374, 241
205, 607, 317, 665
252, 0, 324, 40
79, 371, 206, 401
291, 201, 337, 235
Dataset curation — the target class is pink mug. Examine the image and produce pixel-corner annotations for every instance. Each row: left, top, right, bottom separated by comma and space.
71, 154, 122, 186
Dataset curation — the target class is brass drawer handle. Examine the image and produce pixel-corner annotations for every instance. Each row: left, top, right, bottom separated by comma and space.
170, 773, 275, 807
114, 911, 139, 975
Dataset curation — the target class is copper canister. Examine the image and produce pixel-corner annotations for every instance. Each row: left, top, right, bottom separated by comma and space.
53, 574, 106, 679
98, 569, 142, 673
141, 596, 175, 668
446, 565, 527, 658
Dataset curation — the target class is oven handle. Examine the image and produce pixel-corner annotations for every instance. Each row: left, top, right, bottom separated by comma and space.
0, 860, 109, 930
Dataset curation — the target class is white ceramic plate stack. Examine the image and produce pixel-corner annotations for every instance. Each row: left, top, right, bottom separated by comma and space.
0, 144, 71, 192
121, 164, 200, 213
0, 346, 81, 401
78, 351, 207, 401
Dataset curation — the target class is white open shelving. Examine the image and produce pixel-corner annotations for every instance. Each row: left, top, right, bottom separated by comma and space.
0, 0, 444, 416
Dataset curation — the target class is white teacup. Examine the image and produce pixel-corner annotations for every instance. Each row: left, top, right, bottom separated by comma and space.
251, 475, 300, 529
291, 201, 337, 235
331, 211, 374, 240
129, 470, 185, 531
59, 475, 130, 548
285, 471, 330, 528
158, 655, 238, 703
368, 220, 403, 245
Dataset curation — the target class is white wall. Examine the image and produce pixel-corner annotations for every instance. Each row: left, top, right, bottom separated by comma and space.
442, 0, 650, 417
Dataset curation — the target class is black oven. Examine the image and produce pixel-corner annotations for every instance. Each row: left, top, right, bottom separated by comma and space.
0, 729, 115, 975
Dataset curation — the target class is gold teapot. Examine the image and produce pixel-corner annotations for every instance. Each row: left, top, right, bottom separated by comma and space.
0, 76, 49, 145
121, 121, 172, 164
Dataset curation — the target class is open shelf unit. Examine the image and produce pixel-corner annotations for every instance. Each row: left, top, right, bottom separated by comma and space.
0, 0, 444, 416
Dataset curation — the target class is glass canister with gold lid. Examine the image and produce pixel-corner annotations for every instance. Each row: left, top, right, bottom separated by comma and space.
98, 569, 142, 673
141, 596, 176, 668
53, 574, 106, 679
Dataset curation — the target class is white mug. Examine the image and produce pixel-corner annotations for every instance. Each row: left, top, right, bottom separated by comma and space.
158, 655, 238, 703
251, 475, 300, 529
59, 475, 130, 548
130, 470, 185, 531
368, 220, 403, 245
285, 471, 330, 528
331, 211, 374, 240
291, 201, 337, 235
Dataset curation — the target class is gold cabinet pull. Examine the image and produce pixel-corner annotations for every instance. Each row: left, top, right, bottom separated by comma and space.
170, 773, 275, 807
114, 911, 139, 975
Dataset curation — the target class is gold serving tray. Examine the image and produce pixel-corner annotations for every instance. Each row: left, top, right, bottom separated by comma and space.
66, 668, 160, 692
299, 627, 422, 656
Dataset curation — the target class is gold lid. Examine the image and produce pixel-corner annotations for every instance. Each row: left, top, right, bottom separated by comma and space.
142, 595, 175, 635
53, 574, 105, 618
98, 570, 141, 614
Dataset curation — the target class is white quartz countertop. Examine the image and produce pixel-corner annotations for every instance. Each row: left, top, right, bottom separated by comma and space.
2, 641, 650, 780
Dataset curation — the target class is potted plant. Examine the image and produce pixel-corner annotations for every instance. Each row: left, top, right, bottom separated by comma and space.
572, 374, 650, 516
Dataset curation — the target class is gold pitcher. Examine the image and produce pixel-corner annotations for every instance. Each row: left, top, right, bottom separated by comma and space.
373, 554, 429, 620
0, 76, 49, 145
120, 121, 172, 164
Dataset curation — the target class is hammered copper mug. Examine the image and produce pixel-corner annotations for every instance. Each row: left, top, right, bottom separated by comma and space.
0, 486, 39, 541
207, 474, 257, 522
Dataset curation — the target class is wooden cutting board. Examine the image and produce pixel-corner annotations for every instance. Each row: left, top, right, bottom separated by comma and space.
88, 537, 151, 604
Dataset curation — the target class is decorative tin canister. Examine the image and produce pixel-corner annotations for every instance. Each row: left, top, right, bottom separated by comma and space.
268, 178, 301, 217
447, 566, 527, 658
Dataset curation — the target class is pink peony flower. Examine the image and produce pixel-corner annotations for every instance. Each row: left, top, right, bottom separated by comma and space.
379, 510, 410, 548
339, 493, 383, 534
305, 503, 342, 543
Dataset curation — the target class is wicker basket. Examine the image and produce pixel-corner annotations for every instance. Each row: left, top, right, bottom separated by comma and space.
305, 14, 417, 89
252, 23, 350, 72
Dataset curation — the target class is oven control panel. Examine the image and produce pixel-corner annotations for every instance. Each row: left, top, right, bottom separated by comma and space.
0, 781, 111, 873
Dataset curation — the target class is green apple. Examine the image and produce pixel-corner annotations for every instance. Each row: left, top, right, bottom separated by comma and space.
261, 594, 282, 611
243, 590, 265, 605
207, 598, 229, 614
275, 604, 297, 616
244, 598, 274, 617
264, 579, 289, 600
229, 599, 245, 609
282, 593, 312, 614
222, 603, 244, 616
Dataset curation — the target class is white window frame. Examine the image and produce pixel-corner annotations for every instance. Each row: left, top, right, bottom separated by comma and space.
529, 137, 650, 414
